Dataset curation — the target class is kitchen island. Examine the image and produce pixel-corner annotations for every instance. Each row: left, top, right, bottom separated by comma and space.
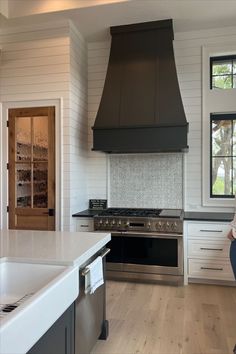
0, 230, 111, 354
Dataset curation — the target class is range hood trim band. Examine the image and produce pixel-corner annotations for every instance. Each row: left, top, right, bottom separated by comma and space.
93, 125, 189, 153
110, 19, 174, 37
92, 123, 189, 131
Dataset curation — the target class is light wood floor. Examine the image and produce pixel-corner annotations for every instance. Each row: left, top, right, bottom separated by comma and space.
92, 281, 236, 354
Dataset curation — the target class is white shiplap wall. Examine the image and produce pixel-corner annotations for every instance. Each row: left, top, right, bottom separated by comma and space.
87, 41, 110, 200
0, 21, 88, 230
175, 26, 236, 212
87, 26, 236, 212
69, 24, 88, 230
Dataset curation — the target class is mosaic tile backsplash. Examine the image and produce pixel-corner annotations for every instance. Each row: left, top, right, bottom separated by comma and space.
109, 154, 183, 209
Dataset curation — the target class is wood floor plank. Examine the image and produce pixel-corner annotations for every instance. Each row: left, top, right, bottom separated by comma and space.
92, 281, 236, 354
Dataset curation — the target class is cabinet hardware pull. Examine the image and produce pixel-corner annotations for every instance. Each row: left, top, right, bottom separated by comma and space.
200, 247, 223, 251
200, 229, 222, 232
81, 248, 110, 276
200, 266, 223, 271
81, 225, 89, 227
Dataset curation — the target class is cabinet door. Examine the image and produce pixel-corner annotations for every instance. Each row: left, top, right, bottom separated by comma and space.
187, 222, 230, 239
8, 107, 55, 230
27, 303, 75, 354
188, 239, 230, 258
76, 218, 94, 232
188, 259, 235, 281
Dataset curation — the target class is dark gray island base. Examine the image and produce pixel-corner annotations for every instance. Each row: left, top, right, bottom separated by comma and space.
28, 248, 109, 354
184, 212, 234, 222
27, 303, 75, 354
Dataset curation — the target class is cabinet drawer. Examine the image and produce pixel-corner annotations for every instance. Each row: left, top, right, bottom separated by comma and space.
188, 239, 230, 258
188, 258, 235, 280
187, 222, 230, 239
76, 218, 94, 232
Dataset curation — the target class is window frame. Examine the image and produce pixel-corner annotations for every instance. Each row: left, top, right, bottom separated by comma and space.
210, 55, 236, 90
202, 44, 236, 208
210, 113, 236, 198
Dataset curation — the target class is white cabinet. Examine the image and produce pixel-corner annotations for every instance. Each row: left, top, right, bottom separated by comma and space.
185, 220, 235, 283
75, 218, 94, 232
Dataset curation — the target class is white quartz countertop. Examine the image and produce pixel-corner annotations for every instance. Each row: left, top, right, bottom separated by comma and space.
0, 229, 111, 267
0, 229, 111, 354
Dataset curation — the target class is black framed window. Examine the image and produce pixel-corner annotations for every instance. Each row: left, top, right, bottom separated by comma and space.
210, 55, 236, 89
210, 113, 236, 198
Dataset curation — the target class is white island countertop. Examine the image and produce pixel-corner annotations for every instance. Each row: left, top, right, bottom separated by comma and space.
0, 230, 111, 354
0, 229, 111, 266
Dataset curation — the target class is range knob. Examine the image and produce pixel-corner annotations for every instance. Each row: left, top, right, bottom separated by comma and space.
99, 220, 103, 226
118, 220, 121, 225
147, 222, 151, 228
105, 220, 109, 225
112, 220, 116, 225
125, 221, 130, 227
156, 221, 162, 230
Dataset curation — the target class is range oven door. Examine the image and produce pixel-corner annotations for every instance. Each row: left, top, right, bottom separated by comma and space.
122, 232, 183, 276
106, 233, 123, 271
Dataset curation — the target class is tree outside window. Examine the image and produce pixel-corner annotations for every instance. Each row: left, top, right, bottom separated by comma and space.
211, 114, 236, 197
210, 55, 236, 89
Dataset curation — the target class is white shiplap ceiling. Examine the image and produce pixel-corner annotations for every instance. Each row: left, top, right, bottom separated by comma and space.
1, 0, 236, 40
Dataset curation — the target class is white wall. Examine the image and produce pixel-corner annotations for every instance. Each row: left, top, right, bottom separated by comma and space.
69, 23, 88, 230
175, 26, 236, 212
0, 21, 88, 230
87, 26, 236, 212
87, 41, 109, 201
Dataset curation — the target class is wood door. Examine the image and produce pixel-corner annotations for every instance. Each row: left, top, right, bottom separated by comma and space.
8, 107, 55, 230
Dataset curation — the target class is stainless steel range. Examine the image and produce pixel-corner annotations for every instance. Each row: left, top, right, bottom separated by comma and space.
94, 208, 184, 285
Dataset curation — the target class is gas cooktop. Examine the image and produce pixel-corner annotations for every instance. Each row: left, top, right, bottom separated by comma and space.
94, 208, 183, 233
97, 208, 182, 219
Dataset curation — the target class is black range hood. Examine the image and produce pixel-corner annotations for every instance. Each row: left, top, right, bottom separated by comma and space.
92, 19, 188, 153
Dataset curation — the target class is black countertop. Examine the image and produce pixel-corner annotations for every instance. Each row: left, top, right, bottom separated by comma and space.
72, 209, 104, 217
184, 211, 234, 222
72, 209, 235, 222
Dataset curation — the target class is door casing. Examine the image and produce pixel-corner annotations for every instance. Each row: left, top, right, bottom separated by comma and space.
0, 99, 62, 230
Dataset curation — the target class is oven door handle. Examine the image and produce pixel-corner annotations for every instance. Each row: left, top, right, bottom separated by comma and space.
121, 231, 183, 238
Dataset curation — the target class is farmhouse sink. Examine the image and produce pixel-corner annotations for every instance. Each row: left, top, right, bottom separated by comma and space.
0, 260, 67, 305
0, 259, 79, 354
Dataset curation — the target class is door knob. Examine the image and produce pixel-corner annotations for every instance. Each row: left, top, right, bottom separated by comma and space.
43, 208, 55, 216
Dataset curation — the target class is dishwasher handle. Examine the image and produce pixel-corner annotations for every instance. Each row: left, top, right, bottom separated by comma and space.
81, 248, 110, 276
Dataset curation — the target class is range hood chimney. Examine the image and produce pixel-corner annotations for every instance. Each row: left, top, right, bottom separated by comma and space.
92, 19, 188, 153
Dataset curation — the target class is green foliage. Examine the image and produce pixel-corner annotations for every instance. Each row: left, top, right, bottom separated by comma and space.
212, 63, 231, 75
212, 177, 225, 195
212, 61, 235, 89
213, 176, 236, 196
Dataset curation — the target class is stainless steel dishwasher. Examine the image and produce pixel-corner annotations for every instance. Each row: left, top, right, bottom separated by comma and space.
75, 248, 110, 354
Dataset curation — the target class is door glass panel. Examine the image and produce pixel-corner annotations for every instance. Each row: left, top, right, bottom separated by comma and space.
33, 116, 48, 161
16, 117, 31, 161
16, 164, 31, 207
33, 163, 48, 208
